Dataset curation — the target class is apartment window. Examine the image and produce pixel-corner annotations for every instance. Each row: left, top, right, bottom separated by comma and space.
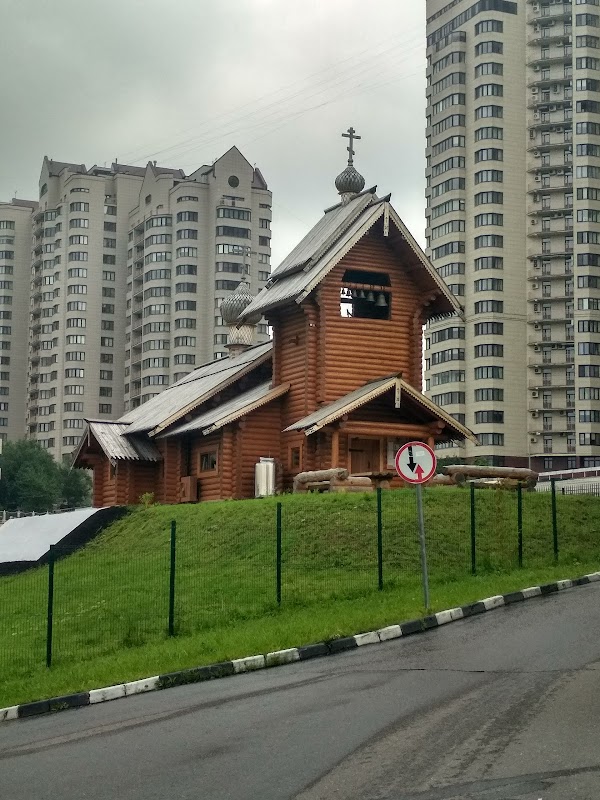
429, 114, 466, 137
144, 287, 171, 299
474, 277, 503, 292
475, 84, 503, 99
430, 93, 465, 116
576, 101, 600, 114
104, 206, 117, 215
176, 247, 197, 257
175, 282, 197, 293
66, 318, 86, 328
145, 234, 172, 246
145, 216, 172, 229
174, 336, 196, 347
435, 262, 465, 278
431, 391, 465, 406
474, 300, 503, 314
68, 252, 88, 262
64, 385, 84, 395
175, 318, 196, 329
177, 195, 199, 203
474, 213, 503, 227
576, 14, 599, 26
475, 105, 503, 119
474, 170, 503, 183
474, 63, 503, 79
474, 343, 503, 358
69, 202, 89, 212
100, 337, 114, 347
477, 433, 504, 446
576, 35, 600, 48
103, 255, 116, 265
216, 207, 251, 220
145, 251, 172, 263
475, 148, 503, 162
475, 410, 504, 424
430, 177, 466, 198
474, 234, 503, 248
474, 19, 503, 35
474, 127, 503, 142
99, 404, 112, 414
99, 387, 113, 396
430, 348, 465, 365
474, 41, 503, 57
145, 269, 171, 281
103, 270, 115, 281
474, 322, 504, 335
474, 192, 503, 207
66, 302, 86, 311
175, 300, 196, 311
176, 264, 197, 276
176, 228, 198, 240
431, 241, 465, 259
474, 388, 503, 402
176, 211, 198, 222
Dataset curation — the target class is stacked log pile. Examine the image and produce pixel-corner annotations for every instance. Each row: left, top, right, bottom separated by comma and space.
293, 468, 373, 493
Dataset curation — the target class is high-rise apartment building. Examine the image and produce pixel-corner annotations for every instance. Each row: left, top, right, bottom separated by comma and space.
425, 0, 600, 471
0, 198, 37, 443
28, 158, 145, 460
24, 147, 271, 460
124, 147, 271, 409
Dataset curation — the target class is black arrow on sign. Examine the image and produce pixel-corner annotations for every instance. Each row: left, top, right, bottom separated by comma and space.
407, 446, 416, 473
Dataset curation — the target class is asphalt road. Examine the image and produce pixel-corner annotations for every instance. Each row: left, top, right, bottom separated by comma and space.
1, 583, 600, 800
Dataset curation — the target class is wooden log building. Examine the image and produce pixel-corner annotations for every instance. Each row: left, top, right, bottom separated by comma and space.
74, 132, 477, 505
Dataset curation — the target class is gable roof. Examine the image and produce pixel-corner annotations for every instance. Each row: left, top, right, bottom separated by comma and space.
285, 375, 478, 443
118, 341, 273, 436
160, 381, 289, 438
240, 192, 461, 321
73, 421, 162, 465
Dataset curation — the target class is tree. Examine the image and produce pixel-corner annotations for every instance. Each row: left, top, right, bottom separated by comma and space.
57, 462, 92, 509
0, 440, 91, 512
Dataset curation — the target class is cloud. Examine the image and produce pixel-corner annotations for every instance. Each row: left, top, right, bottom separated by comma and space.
0, 0, 427, 259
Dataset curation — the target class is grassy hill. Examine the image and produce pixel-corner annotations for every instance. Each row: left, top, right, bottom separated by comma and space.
1, 487, 599, 707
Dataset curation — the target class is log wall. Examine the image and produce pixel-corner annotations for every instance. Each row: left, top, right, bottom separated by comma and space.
316, 231, 425, 401
237, 399, 283, 499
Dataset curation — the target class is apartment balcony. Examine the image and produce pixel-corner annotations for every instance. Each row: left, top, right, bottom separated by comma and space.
528, 30, 571, 46
528, 3, 572, 24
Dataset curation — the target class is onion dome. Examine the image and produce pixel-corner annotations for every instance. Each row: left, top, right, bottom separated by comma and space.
219, 279, 262, 325
335, 164, 365, 197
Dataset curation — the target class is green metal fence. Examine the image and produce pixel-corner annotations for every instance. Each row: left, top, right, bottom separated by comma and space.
0, 482, 598, 677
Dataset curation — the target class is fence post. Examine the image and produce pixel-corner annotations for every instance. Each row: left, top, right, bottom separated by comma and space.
46, 544, 55, 668
517, 483, 523, 568
551, 479, 558, 562
470, 482, 476, 575
168, 520, 176, 637
377, 487, 383, 591
276, 502, 282, 605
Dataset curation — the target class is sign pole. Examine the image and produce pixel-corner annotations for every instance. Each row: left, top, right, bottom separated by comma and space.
415, 483, 430, 611
394, 440, 436, 615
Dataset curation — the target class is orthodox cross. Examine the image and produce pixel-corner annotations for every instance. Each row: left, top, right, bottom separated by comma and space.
342, 127, 361, 166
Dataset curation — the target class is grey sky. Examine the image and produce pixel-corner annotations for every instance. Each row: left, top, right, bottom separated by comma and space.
1, 0, 427, 264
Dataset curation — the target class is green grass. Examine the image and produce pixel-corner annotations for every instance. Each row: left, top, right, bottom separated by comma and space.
0, 488, 599, 708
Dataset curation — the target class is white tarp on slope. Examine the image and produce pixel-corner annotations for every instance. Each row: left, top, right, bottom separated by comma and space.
0, 508, 99, 563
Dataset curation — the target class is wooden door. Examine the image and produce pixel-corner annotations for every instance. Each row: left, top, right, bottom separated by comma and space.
349, 438, 380, 473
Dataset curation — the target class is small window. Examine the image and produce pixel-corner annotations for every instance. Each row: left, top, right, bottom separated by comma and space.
289, 446, 301, 470
199, 450, 218, 472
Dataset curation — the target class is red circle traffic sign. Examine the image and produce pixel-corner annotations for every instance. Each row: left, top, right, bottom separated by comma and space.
395, 441, 437, 484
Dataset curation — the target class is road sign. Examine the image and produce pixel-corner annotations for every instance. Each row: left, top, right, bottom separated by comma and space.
394, 441, 437, 485
394, 440, 437, 611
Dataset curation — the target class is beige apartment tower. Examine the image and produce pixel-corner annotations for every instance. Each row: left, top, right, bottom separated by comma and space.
425, 0, 600, 471
123, 147, 271, 410
26, 148, 271, 461
0, 198, 37, 443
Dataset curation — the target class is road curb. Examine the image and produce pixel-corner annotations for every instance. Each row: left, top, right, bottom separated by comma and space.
2, 570, 599, 724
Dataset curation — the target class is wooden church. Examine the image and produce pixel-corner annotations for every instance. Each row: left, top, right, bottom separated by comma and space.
73, 131, 477, 505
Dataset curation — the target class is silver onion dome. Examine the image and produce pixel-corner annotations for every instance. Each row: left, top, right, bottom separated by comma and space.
219, 279, 262, 325
335, 164, 365, 197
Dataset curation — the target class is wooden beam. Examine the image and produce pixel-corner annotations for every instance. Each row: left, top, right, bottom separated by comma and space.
331, 426, 340, 468
340, 421, 434, 439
